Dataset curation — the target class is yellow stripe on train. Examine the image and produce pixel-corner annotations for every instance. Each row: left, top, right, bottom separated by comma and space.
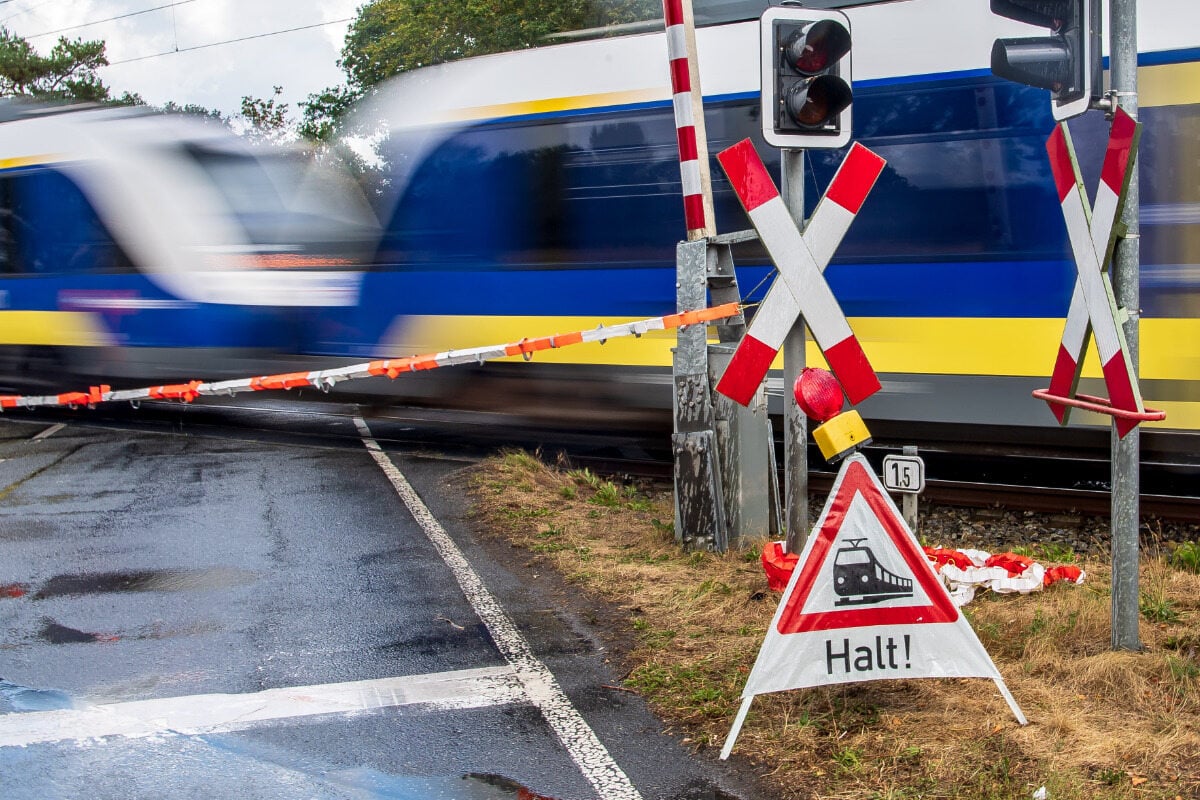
0, 311, 114, 346
394, 315, 1200, 379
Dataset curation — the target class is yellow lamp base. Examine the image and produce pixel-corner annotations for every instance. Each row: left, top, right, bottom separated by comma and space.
813, 410, 872, 463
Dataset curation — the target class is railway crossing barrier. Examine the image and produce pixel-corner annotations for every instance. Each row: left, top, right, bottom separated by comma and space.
0, 306, 742, 410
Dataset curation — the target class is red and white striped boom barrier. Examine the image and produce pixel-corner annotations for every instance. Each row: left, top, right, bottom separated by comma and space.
0, 304, 741, 411
715, 139, 885, 407
662, 0, 715, 239
1037, 107, 1163, 436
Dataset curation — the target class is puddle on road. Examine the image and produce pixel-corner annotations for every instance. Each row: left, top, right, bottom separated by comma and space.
38, 618, 118, 645
0, 679, 74, 711
33, 567, 256, 599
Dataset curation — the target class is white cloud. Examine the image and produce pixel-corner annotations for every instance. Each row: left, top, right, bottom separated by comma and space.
2, 0, 360, 118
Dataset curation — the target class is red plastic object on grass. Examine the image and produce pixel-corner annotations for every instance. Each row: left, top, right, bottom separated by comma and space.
761, 541, 799, 591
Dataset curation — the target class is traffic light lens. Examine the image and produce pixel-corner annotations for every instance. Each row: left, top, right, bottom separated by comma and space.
783, 20, 850, 77
785, 76, 852, 128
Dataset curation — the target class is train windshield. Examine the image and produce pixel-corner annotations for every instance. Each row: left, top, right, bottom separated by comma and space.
185, 144, 377, 269
834, 549, 871, 565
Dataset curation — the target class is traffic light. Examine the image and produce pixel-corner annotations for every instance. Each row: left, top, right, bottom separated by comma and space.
991, 0, 1101, 121
760, 6, 852, 149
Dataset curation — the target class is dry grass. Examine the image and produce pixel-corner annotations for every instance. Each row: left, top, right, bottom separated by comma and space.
468, 451, 1200, 799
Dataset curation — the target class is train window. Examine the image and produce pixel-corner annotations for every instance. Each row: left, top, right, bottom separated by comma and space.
835, 549, 870, 565
0, 167, 134, 275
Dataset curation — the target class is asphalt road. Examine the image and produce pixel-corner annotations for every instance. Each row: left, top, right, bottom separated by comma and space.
0, 412, 756, 800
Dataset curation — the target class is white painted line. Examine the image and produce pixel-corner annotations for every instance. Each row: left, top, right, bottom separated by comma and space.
30, 424, 66, 442
0, 665, 523, 748
355, 417, 644, 800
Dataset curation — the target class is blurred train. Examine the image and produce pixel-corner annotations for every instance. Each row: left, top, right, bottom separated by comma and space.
0, 99, 376, 389
305, 0, 1200, 453
6, 0, 1200, 460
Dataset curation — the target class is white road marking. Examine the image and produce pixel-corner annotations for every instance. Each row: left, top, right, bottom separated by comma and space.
0, 665, 523, 748
30, 424, 66, 442
355, 416, 644, 800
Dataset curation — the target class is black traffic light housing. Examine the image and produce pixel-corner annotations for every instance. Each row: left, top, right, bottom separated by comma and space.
991, 0, 1101, 120
760, 6, 852, 149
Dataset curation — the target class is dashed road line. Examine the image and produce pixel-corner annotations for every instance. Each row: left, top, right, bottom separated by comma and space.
355, 416, 644, 800
30, 424, 65, 441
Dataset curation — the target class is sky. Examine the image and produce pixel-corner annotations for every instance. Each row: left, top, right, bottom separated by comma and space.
0, 0, 361, 120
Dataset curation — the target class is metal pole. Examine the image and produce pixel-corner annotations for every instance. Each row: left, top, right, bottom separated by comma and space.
781, 149, 808, 553
1109, 0, 1141, 651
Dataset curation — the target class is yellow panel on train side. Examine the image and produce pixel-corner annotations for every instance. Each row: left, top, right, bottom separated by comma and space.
1138, 61, 1200, 108
392, 315, 1200, 380
0, 312, 114, 346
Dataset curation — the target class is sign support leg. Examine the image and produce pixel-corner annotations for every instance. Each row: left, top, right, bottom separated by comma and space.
720, 696, 754, 760
992, 677, 1028, 726
1109, 0, 1141, 652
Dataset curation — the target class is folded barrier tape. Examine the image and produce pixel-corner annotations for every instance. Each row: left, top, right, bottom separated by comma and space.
0, 303, 742, 411
760, 540, 1084, 604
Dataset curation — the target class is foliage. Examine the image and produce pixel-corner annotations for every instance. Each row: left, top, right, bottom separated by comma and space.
1172, 541, 1200, 574
340, 0, 654, 93
238, 86, 293, 145
0, 26, 111, 102
159, 100, 227, 123
298, 85, 361, 144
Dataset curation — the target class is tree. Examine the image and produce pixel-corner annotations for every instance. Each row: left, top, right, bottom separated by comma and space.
159, 100, 226, 123
238, 86, 293, 145
0, 26, 112, 102
338, 0, 657, 95
298, 85, 359, 144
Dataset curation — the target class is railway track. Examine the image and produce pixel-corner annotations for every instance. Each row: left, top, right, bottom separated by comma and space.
7, 397, 1199, 522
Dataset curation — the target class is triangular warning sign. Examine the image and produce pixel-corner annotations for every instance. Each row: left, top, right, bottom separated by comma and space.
775, 457, 958, 634
721, 454, 1024, 760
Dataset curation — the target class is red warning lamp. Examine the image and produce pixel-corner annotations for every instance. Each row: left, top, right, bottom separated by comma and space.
793, 367, 844, 423
795, 366, 872, 463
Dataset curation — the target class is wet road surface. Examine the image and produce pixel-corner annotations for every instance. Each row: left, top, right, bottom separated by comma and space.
0, 411, 753, 799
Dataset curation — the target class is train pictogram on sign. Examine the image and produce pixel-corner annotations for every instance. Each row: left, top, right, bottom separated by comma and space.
714, 139, 885, 407
833, 539, 914, 606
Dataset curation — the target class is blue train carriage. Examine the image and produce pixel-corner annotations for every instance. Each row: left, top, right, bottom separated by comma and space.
0, 101, 374, 390
326, 0, 1199, 446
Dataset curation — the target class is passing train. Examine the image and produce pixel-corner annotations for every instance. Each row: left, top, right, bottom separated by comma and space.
288, 0, 1200, 454
3, 0, 1198, 459
0, 100, 375, 389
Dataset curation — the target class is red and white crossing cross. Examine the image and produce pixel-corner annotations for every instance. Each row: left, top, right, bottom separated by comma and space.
1045, 108, 1144, 437
715, 139, 885, 407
